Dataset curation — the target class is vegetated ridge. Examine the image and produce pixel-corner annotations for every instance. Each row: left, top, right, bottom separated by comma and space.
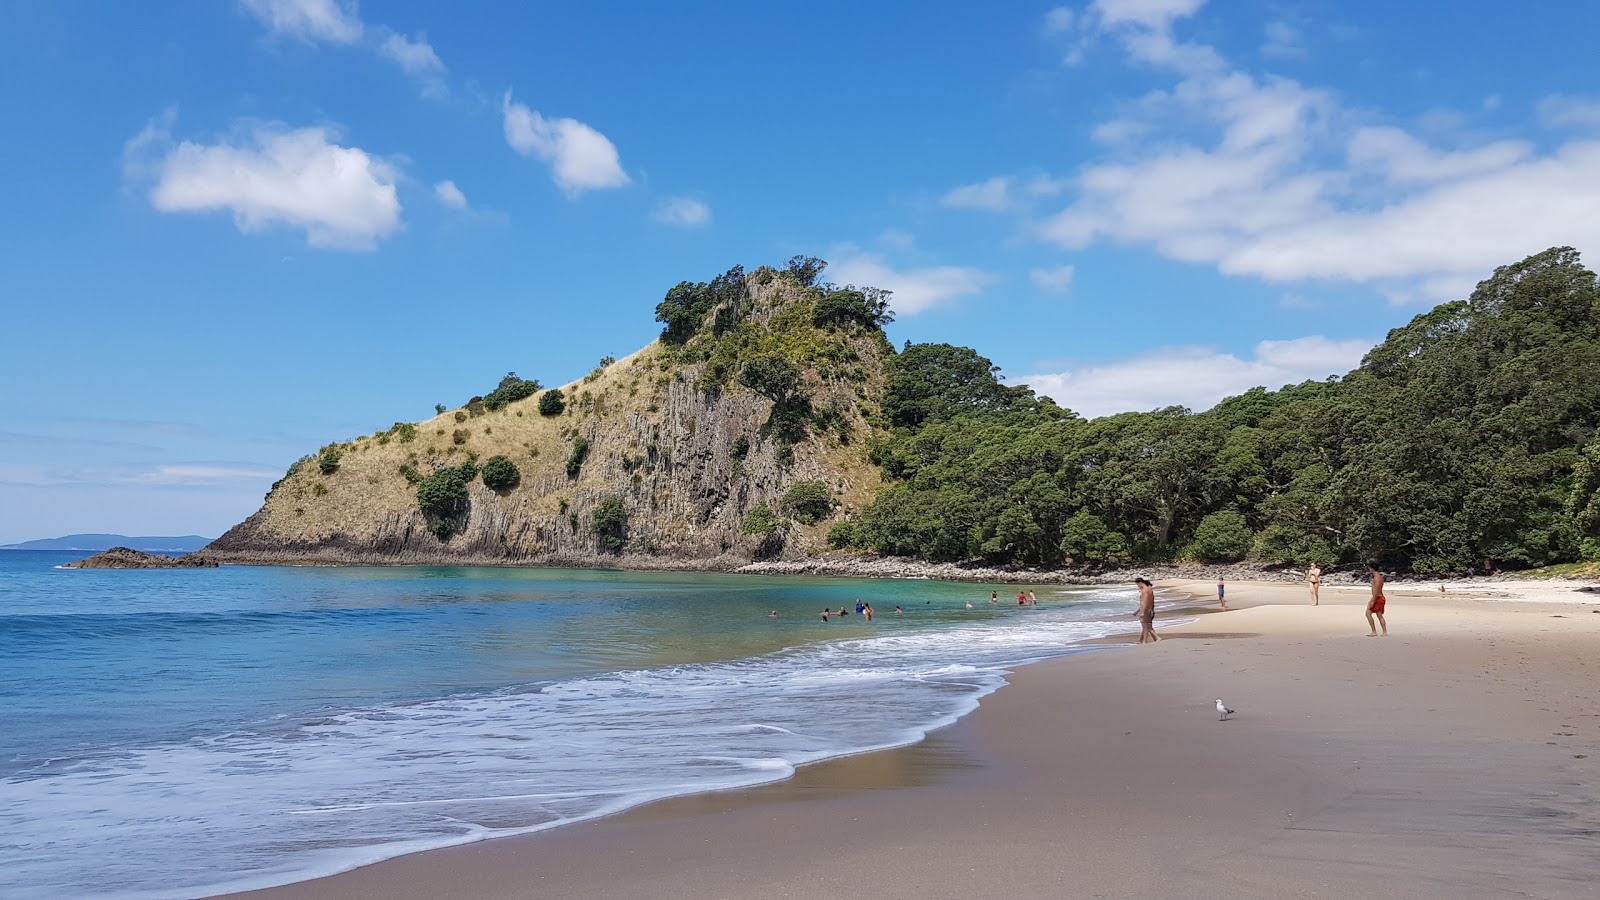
202, 260, 893, 567
202, 247, 1600, 576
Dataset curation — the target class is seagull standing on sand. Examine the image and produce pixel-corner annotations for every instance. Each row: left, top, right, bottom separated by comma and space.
1216, 699, 1235, 721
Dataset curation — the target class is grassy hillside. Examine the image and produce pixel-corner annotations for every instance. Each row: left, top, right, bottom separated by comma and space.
205, 263, 890, 566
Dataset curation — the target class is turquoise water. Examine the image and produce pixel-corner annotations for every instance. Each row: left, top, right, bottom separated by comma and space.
0, 551, 1145, 898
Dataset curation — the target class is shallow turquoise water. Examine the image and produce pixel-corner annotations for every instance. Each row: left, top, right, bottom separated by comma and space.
0, 550, 1142, 898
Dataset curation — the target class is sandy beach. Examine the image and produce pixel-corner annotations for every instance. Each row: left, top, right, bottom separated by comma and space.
229, 579, 1600, 899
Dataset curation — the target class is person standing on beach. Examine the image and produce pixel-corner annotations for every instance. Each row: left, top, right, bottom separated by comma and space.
1307, 562, 1323, 605
1135, 578, 1160, 644
1217, 576, 1227, 611
1366, 563, 1388, 636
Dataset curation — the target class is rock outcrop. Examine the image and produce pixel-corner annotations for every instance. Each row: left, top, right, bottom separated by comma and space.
63, 547, 219, 569
199, 271, 888, 568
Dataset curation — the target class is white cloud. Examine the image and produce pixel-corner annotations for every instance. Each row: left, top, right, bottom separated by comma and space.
1261, 21, 1305, 58
434, 180, 467, 208
0, 462, 278, 488
1019, 335, 1371, 419
651, 196, 711, 227
137, 121, 402, 250
378, 31, 447, 97
827, 251, 994, 316
1042, 7, 1077, 35
127, 465, 282, 486
1538, 94, 1600, 130
240, 0, 362, 44
502, 93, 629, 196
941, 176, 1012, 211
1036, 3, 1600, 305
1092, 0, 1205, 30
1031, 264, 1076, 292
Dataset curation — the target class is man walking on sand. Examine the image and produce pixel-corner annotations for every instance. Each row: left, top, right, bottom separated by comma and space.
1366, 562, 1388, 636
1135, 578, 1159, 644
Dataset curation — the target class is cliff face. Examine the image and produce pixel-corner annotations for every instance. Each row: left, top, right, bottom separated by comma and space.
202, 274, 889, 568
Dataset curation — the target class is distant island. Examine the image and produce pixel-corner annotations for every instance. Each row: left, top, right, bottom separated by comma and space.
1, 534, 214, 553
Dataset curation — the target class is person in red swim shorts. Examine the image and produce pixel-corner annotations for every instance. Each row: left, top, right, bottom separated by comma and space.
1366, 562, 1388, 636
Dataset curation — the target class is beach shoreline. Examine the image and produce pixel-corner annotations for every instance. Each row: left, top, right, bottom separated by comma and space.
226, 580, 1600, 899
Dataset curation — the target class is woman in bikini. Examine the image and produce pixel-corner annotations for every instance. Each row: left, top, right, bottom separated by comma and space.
1307, 562, 1323, 606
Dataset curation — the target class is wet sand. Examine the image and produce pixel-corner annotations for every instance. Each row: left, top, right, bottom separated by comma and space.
228, 580, 1600, 899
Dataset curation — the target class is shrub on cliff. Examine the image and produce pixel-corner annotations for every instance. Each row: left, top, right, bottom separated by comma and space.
416, 467, 470, 519
742, 503, 780, 536
484, 373, 541, 411
813, 287, 894, 331
481, 455, 521, 491
317, 447, 342, 475
539, 388, 566, 416
592, 495, 627, 553
566, 436, 589, 478
782, 480, 833, 525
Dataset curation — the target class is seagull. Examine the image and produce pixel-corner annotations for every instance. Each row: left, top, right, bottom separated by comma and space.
1216, 699, 1235, 721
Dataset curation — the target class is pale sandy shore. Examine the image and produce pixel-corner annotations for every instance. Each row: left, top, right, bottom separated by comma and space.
228, 580, 1600, 900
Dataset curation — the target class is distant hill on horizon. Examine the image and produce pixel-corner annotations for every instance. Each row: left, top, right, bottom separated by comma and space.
1, 534, 214, 553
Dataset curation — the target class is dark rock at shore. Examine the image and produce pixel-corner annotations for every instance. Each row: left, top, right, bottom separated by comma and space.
62, 547, 219, 569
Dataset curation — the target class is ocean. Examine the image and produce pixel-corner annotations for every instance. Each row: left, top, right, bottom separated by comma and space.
0, 550, 1156, 898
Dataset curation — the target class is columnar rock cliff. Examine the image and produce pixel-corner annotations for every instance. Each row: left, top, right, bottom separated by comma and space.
201, 269, 889, 567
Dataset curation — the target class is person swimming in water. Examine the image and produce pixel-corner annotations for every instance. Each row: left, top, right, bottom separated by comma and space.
821, 609, 830, 622
895, 606, 903, 614
768, 610, 778, 618
990, 590, 999, 604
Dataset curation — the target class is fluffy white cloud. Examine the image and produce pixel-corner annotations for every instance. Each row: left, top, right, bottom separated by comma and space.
827, 252, 994, 316
1019, 335, 1371, 419
502, 93, 629, 196
941, 177, 1012, 211
651, 196, 711, 227
434, 180, 467, 208
378, 31, 446, 96
140, 122, 401, 250
1037, 1, 1600, 305
1030, 264, 1076, 292
239, 0, 362, 44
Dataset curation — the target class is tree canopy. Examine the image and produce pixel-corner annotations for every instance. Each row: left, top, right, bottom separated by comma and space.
840, 247, 1600, 572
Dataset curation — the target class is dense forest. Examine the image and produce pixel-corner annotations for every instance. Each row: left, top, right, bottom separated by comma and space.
816, 247, 1600, 574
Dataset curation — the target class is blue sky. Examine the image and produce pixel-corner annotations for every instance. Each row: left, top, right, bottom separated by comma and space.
4, 0, 1600, 543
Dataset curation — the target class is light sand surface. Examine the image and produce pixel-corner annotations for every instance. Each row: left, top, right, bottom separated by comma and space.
229, 581, 1600, 900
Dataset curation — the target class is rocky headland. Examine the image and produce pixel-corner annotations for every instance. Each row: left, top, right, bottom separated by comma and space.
63, 547, 219, 569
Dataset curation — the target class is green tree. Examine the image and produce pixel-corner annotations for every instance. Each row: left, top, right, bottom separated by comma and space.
1189, 510, 1254, 561
539, 388, 566, 416
742, 503, 780, 536
484, 373, 541, 411
416, 467, 470, 519
1059, 510, 1133, 566
782, 481, 833, 524
592, 495, 628, 553
813, 287, 894, 331
881, 343, 1038, 429
317, 447, 342, 475
480, 455, 522, 491
785, 255, 826, 287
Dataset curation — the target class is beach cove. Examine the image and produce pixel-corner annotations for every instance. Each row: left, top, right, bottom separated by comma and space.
233, 579, 1600, 900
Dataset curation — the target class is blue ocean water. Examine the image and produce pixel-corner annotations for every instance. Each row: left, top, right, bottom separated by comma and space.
0, 550, 1151, 898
